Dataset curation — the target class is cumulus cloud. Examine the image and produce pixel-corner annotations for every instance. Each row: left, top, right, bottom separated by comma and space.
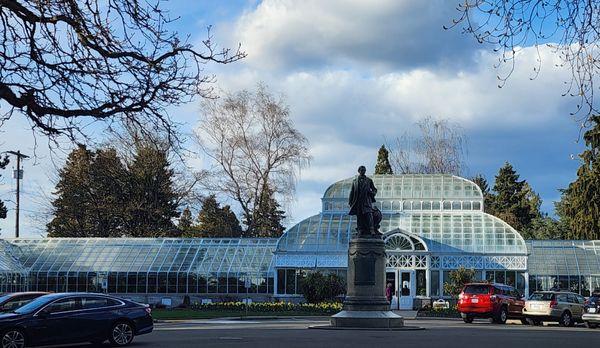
226, 0, 481, 71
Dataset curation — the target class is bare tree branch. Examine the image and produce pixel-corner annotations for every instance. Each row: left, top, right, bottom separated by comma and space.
448, 0, 600, 126
388, 116, 467, 176
196, 84, 311, 235
0, 0, 245, 148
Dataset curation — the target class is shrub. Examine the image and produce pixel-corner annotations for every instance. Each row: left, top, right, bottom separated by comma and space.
300, 271, 346, 304
443, 267, 475, 298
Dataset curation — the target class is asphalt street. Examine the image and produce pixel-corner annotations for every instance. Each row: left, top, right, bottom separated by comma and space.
63, 317, 600, 348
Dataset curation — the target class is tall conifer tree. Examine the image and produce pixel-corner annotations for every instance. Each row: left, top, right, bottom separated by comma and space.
126, 145, 180, 237
471, 174, 495, 213
491, 162, 540, 231
246, 184, 286, 238
195, 195, 242, 237
374, 145, 394, 175
178, 207, 193, 232
559, 116, 600, 239
48, 146, 128, 237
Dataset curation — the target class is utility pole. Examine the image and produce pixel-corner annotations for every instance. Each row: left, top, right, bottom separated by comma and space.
6, 151, 29, 238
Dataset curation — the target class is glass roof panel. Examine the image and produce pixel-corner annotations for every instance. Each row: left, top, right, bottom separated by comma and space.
277, 211, 527, 255
527, 240, 600, 276
323, 174, 483, 201
0, 238, 277, 279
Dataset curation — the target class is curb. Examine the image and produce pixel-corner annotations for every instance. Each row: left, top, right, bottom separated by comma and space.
154, 315, 332, 323
415, 316, 462, 321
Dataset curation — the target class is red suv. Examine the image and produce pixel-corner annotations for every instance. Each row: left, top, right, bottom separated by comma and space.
457, 283, 526, 324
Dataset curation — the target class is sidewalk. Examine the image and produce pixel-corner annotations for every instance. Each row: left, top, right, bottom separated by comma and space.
392, 310, 418, 319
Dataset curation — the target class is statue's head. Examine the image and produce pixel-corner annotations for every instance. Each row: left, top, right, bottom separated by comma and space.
358, 165, 366, 175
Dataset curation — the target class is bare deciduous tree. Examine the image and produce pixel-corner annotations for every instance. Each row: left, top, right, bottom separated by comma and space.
0, 0, 245, 146
448, 0, 600, 125
388, 117, 467, 176
196, 84, 311, 234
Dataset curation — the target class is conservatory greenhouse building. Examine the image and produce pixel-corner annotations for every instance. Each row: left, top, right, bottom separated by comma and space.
1, 174, 600, 309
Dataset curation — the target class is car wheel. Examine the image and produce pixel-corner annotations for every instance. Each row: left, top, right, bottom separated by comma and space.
520, 318, 529, 325
559, 311, 573, 327
585, 322, 598, 329
494, 307, 508, 324
532, 319, 542, 326
2, 329, 26, 348
109, 322, 134, 347
463, 315, 473, 323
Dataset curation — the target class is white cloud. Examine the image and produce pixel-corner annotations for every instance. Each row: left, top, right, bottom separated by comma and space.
225, 0, 481, 71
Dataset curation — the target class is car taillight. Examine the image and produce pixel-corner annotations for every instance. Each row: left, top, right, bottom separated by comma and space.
549, 299, 557, 308
145, 307, 152, 315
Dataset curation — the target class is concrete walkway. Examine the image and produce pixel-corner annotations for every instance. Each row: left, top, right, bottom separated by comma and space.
392, 310, 418, 319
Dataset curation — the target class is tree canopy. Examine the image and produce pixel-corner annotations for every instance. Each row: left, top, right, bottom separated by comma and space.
245, 184, 286, 238
490, 162, 541, 232
388, 116, 467, 175
557, 115, 600, 239
47, 143, 181, 237
197, 84, 309, 233
192, 195, 242, 238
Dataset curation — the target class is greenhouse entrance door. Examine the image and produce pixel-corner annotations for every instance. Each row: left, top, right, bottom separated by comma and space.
386, 269, 414, 310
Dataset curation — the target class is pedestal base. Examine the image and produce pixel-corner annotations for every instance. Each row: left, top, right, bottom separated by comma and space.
330, 310, 404, 328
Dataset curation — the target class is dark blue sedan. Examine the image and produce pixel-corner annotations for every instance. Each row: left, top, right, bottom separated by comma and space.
0, 293, 153, 348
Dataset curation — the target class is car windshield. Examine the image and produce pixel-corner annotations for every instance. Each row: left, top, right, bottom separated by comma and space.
0, 294, 12, 304
529, 292, 554, 301
463, 285, 489, 294
13, 296, 55, 314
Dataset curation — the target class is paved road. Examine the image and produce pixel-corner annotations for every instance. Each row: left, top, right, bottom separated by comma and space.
73, 317, 600, 348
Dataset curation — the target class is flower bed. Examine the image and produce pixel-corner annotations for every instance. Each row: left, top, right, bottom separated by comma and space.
417, 305, 461, 318
190, 301, 342, 314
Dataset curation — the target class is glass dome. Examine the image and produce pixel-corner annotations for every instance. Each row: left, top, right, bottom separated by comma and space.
276, 211, 527, 255
322, 174, 484, 213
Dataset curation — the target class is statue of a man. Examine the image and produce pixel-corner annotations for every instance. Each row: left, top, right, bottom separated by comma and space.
348, 165, 379, 237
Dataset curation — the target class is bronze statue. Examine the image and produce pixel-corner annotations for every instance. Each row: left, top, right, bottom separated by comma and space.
348, 165, 381, 237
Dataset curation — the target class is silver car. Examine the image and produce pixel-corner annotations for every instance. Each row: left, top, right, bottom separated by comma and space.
523, 291, 585, 326
582, 292, 600, 329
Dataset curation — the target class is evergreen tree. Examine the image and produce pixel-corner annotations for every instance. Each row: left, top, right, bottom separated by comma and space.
491, 162, 540, 232
374, 145, 393, 175
247, 184, 286, 238
48, 146, 128, 237
125, 145, 180, 237
521, 215, 568, 240
178, 207, 193, 232
471, 174, 495, 213
558, 116, 600, 239
0, 155, 10, 224
194, 195, 242, 238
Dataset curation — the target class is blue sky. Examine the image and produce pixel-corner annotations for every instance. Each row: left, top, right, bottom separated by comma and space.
0, 0, 588, 237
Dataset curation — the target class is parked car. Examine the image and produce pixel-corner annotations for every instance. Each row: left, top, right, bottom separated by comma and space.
523, 291, 585, 326
0, 293, 152, 348
457, 283, 526, 324
582, 290, 600, 329
0, 293, 48, 313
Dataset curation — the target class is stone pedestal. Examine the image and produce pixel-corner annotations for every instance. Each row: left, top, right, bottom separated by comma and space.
330, 238, 404, 328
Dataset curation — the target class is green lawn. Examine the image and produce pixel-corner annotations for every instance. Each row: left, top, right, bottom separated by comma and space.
151, 308, 333, 320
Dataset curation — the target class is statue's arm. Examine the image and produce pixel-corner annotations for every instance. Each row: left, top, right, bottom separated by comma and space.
370, 179, 377, 196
